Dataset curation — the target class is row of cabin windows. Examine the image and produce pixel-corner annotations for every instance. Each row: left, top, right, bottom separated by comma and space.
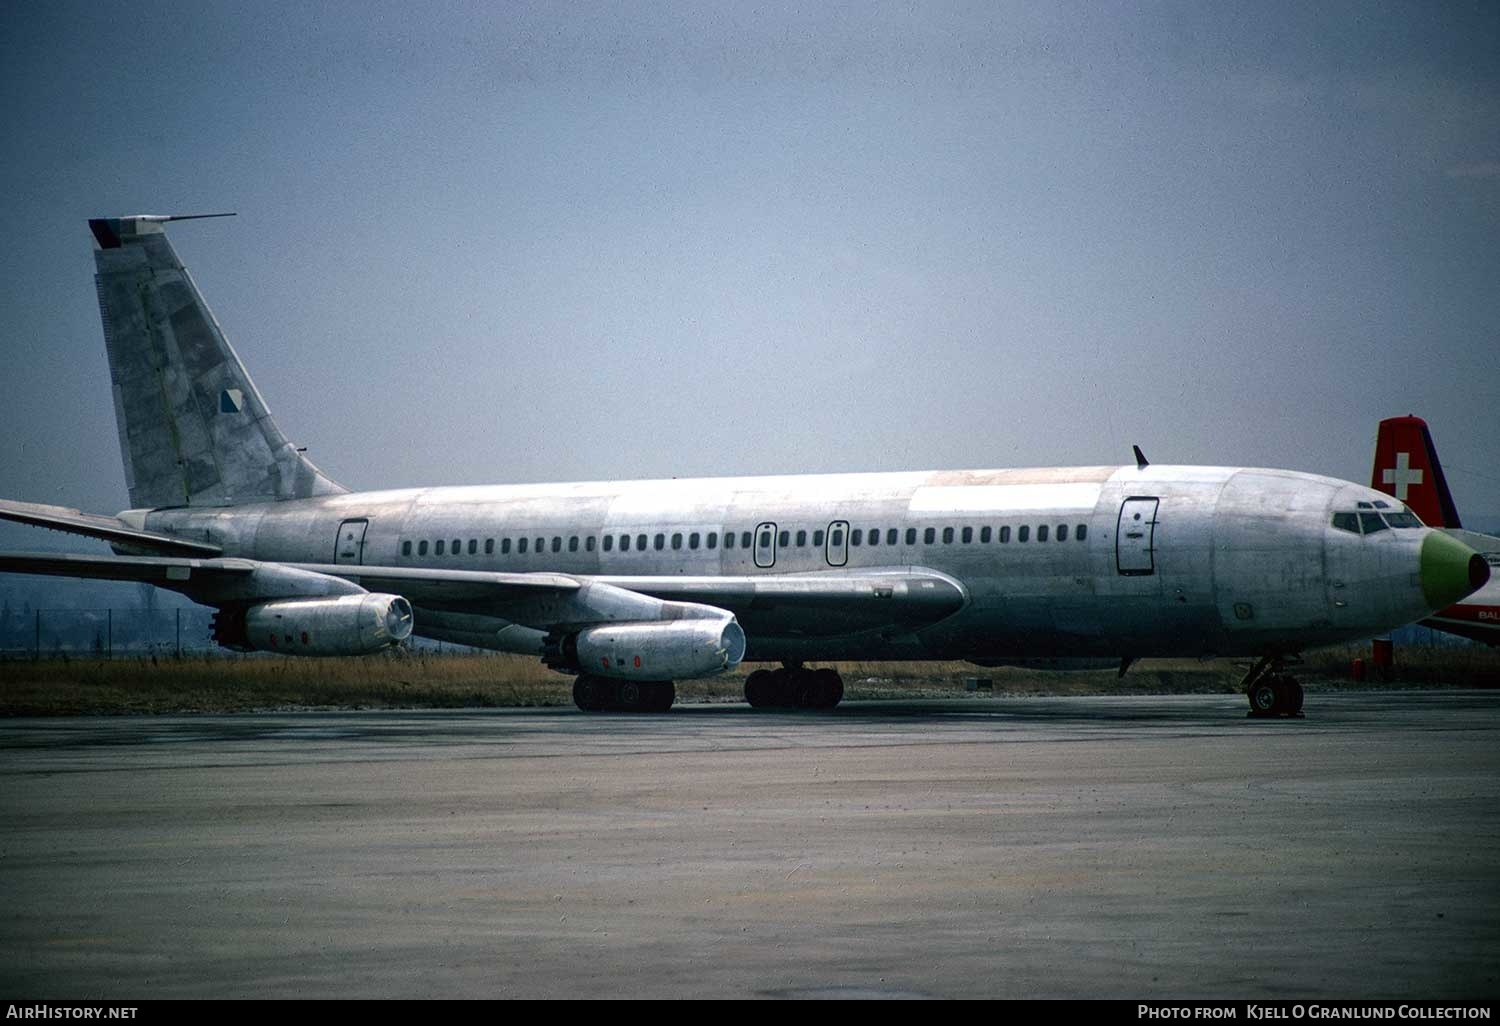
845, 523, 1087, 546
398, 522, 1088, 558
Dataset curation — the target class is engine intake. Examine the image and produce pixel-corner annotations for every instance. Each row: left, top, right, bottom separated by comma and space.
546, 618, 746, 680
237, 594, 414, 656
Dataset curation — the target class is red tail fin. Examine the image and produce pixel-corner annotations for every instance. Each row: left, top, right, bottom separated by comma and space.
1372, 416, 1462, 528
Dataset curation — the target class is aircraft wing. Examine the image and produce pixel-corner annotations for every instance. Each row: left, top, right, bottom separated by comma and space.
0, 499, 222, 557
591, 570, 967, 636
290, 563, 967, 637
0, 551, 579, 607
0, 550, 964, 639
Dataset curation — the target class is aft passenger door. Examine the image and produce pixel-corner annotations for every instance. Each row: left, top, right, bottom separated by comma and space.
754, 522, 777, 568
335, 518, 369, 565
1116, 498, 1158, 576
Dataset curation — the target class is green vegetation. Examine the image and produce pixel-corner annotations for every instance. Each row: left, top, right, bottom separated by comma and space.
0, 643, 1494, 716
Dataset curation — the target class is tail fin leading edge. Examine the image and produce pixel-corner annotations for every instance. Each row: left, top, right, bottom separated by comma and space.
1371, 415, 1462, 528
90, 214, 346, 509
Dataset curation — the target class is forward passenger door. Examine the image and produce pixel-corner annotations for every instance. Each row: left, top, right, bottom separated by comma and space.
1116, 498, 1158, 576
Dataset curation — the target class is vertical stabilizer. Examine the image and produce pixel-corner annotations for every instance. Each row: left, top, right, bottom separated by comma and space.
1371, 415, 1461, 528
89, 215, 346, 509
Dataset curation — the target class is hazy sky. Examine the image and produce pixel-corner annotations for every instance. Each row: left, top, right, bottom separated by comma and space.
2, 0, 1497, 549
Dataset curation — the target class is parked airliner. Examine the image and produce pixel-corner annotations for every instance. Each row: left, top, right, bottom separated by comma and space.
0, 215, 1488, 716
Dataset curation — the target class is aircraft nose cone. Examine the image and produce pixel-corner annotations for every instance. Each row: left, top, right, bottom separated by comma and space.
1420, 531, 1490, 609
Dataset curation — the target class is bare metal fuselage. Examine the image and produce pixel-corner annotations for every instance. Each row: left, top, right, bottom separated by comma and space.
132, 461, 1438, 664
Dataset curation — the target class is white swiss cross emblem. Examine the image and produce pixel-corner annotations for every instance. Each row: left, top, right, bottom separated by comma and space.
1382, 451, 1423, 500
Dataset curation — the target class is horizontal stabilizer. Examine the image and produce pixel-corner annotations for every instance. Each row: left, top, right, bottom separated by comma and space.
0, 550, 253, 584
0, 499, 222, 556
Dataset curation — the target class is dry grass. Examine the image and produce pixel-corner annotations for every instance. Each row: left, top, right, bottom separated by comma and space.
0, 643, 1494, 716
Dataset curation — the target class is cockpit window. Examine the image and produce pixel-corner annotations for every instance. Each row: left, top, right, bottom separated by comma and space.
1372, 500, 1390, 509
1382, 511, 1421, 528
1357, 501, 1373, 509
1359, 512, 1388, 534
1331, 512, 1360, 534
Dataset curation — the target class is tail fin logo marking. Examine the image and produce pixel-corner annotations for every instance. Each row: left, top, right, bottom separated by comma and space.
1382, 452, 1424, 500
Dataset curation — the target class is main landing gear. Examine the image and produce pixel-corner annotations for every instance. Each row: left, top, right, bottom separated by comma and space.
1241, 656, 1305, 718
573, 675, 675, 713
743, 663, 845, 710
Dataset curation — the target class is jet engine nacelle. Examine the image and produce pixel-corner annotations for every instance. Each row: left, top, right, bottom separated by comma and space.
556, 618, 747, 680
242, 594, 414, 656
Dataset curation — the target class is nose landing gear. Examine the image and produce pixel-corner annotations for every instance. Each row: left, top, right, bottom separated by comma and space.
1242, 656, 1305, 718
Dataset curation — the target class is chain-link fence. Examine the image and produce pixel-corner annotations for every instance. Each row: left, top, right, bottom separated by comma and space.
0, 607, 218, 658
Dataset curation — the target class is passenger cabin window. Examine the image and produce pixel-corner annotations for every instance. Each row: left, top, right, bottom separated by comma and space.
604, 535, 614, 551
435, 540, 445, 555
655, 534, 666, 551
501, 538, 511, 554
887, 529, 899, 545
619, 535, 629, 552
1076, 524, 1087, 541
1332, 512, 1360, 534
484, 539, 494, 554
906, 528, 917, 545
962, 527, 972, 544
535, 537, 544, 552
942, 527, 954, 544
452, 538, 460, 553
1018, 526, 1029, 543
518, 538, 528, 554
924, 528, 936, 544
741, 531, 752, 549
672, 533, 683, 550
707, 532, 717, 549
867, 529, 878, 547
1359, 512, 1388, 534
568, 536, 579, 552
551, 537, 562, 553
724, 532, 734, 550
689, 532, 699, 550
637, 534, 648, 551
999, 526, 1010, 543
418, 540, 428, 555
813, 530, 824, 547
980, 526, 991, 543
1038, 525, 1049, 542
779, 530, 790, 547
402, 541, 412, 556
851, 529, 862, 546
796, 530, 807, 547
1057, 524, 1068, 542
830, 528, 843, 547
467, 539, 476, 554
586, 537, 595, 552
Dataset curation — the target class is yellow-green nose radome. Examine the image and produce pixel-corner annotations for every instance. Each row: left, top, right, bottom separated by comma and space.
1420, 531, 1491, 609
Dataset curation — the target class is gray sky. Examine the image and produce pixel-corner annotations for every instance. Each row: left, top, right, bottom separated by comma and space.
2, 0, 1497, 540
